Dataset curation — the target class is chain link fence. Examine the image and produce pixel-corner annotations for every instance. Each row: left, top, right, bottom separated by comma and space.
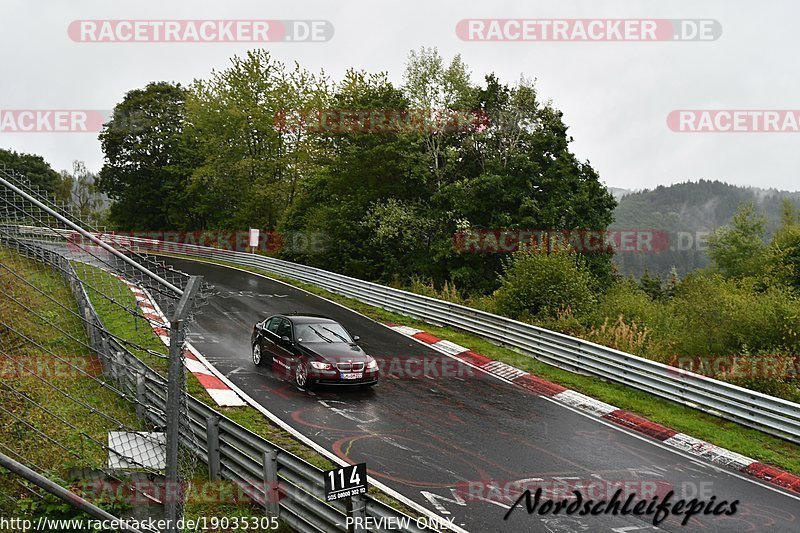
0, 166, 207, 531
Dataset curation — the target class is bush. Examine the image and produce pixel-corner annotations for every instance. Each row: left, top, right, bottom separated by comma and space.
591, 279, 661, 328
670, 273, 800, 357
492, 244, 595, 320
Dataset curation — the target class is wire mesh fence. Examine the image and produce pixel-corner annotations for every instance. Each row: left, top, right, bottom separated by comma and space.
0, 166, 207, 530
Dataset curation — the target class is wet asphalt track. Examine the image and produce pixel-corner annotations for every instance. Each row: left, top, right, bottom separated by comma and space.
165, 257, 800, 533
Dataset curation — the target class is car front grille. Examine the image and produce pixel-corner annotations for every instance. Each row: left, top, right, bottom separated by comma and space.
336, 362, 365, 372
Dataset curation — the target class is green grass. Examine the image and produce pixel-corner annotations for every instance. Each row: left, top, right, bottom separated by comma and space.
0, 249, 145, 513
73, 261, 171, 374
164, 253, 800, 476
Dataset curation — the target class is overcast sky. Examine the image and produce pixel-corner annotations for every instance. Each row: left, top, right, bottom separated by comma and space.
1, 0, 798, 192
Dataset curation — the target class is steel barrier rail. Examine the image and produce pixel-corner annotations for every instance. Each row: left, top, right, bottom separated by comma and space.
1, 236, 433, 533
57, 230, 798, 445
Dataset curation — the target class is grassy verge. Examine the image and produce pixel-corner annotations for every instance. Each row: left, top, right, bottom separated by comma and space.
0, 250, 142, 517
163, 253, 800, 476
73, 261, 421, 519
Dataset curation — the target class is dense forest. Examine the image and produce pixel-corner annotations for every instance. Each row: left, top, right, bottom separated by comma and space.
612, 180, 800, 278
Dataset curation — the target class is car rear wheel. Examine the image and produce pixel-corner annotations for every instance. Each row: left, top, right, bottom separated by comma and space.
252, 343, 263, 366
295, 360, 309, 389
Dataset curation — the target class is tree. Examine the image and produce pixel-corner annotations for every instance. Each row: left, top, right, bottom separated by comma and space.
0, 148, 60, 193
186, 50, 330, 230
639, 269, 664, 300
97, 82, 196, 229
707, 202, 767, 278
57, 161, 105, 224
664, 266, 680, 299
402, 47, 474, 188
766, 199, 800, 292
432, 74, 617, 291
281, 69, 427, 280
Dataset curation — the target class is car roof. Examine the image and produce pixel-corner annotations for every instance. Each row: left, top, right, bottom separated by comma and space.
280, 314, 338, 325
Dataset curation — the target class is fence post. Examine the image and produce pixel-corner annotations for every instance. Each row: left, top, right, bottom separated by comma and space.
136, 373, 147, 421
100, 335, 112, 377
164, 276, 202, 532
83, 308, 95, 349
113, 349, 124, 384
206, 416, 220, 481
263, 450, 280, 518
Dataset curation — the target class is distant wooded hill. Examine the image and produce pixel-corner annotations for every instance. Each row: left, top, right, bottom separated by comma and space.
609, 180, 800, 278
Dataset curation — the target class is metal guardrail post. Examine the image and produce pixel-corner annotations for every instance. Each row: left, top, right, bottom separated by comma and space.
83, 307, 96, 350
136, 373, 147, 420
263, 449, 280, 518
206, 416, 221, 481
350, 494, 367, 533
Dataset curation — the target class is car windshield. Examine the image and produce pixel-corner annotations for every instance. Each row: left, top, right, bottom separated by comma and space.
295, 322, 352, 343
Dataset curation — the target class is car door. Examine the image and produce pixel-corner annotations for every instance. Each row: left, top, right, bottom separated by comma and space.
274, 318, 297, 363
259, 316, 283, 359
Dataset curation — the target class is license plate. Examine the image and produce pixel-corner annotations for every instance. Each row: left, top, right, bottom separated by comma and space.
341, 372, 362, 380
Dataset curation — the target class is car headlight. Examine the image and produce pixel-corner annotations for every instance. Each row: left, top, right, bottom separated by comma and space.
309, 361, 332, 370
366, 360, 378, 370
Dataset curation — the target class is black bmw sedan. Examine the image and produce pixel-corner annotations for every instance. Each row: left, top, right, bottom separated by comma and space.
251, 314, 379, 389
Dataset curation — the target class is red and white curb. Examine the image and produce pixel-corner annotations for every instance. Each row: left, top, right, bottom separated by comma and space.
387, 324, 800, 495
122, 279, 246, 408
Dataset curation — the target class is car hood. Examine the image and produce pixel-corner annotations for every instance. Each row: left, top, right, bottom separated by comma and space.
298, 342, 372, 362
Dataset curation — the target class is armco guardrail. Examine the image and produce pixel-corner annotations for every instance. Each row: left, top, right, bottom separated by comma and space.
80, 230, 800, 445
7, 235, 434, 533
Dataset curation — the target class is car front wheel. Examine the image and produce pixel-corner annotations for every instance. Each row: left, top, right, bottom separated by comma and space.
253, 343, 263, 366
295, 360, 309, 390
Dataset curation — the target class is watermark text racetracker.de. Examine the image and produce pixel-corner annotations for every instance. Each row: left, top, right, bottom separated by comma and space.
668, 110, 800, 132
453, 229, 670, 254
456, 478, 673, 503
452, 229, 715, 254
457, 19, 721, 41
68, 19, 333, 43
668, 354, 800, 381
0, 353, 102, 379
67, 230, 329, 255
0, 110, 107, 133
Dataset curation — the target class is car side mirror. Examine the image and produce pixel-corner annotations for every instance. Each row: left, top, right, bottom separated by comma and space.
352, 335, 360, 342
281, 335, 292, 345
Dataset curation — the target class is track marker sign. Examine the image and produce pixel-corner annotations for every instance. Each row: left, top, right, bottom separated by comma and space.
248, 228, 259, 253
324, 463, 367, 502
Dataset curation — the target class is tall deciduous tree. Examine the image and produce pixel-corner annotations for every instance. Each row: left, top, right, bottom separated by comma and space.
97, 82, 195, 229
403, 48, 474, 188
187, 50, 329, 229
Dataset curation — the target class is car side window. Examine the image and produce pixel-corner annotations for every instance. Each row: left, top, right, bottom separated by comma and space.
266, 317, 281, 333
277, 319, 292, 340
